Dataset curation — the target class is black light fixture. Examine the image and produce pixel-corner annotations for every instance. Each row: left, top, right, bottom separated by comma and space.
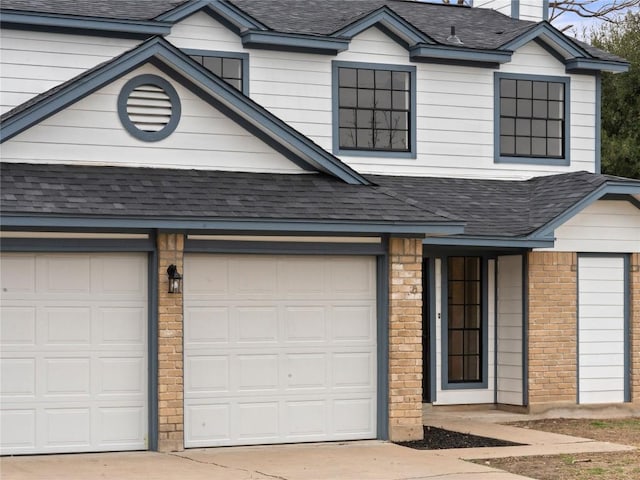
167, 264, 183, 294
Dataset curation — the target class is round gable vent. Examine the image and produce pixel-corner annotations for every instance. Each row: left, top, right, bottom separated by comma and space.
118, 74, 181, 142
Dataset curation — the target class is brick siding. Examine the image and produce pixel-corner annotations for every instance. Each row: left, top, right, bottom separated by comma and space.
157, 233, 185, 452
527, 251, 577, 408
388, 238, 423, 441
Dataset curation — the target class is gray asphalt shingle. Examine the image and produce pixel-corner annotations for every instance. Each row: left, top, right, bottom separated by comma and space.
0, 0, 623, 61
0, 163, 455, 225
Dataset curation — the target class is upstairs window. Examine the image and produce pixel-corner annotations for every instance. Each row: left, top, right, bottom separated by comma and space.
333, 62, 416, 158
495, 73, 570, 165
185, 50, 249, 93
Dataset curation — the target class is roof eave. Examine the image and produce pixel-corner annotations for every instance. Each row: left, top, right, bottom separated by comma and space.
0, 214, 466, 236
410, 44, 512, 66
423, 235, 553, 249
241, 31, 350, 54
0, 9, 171, 37
565, 58, 630, 74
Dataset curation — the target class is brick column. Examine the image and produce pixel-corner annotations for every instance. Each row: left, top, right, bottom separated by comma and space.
388, 238, 423, 441
631, 253, 640, 403
157, 233, 184, 452
527, 251, 577, 410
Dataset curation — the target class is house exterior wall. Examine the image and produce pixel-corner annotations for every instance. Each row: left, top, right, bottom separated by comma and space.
167, 16, 597, 179
539, 200, 640, 253
388, 238, 423, 441
527, 251, 577, 409
0, 63, 306, 173
0, 28, 137, 114
157, 233, 185, 453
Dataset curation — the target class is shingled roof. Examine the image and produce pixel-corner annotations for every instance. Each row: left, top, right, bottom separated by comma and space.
0, 163, 460, 232
371, 171, 639, 238
0, 0, 625, 62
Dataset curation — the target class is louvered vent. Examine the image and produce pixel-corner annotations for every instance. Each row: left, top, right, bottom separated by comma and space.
126, 84, 173, 132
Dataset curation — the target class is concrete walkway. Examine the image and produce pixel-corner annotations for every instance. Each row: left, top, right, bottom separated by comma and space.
2, 408, 637, 480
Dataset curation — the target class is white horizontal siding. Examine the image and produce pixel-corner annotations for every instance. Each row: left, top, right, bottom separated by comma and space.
496, 255, 524, 406
166, 11, 247, 52
475, 1, 512, 15
519, 1, 545, 22
578, 256, 626, 404
0, 29, 138, 114
539, 200, 640, 253
1, 64, 305, 173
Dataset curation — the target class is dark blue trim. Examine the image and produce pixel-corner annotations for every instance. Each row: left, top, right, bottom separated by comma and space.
410, 45, 511, 66
148, 236, 159, 451
184, 239, 385, 255
521, 253, 528, 406
181, 49, 250, 94
0, 37, 368, 186
331, 6, 433, 45
533, 38, 570, 64
566, 59, 629, 73
331, 61, 417, 159
577, 253, 580, 404
242, 31, 349, 54
623, 254, 631, 403
440, 254, 490, 390
0, 10, 171, 37
602, 194, 640, 210
424, 236, 553, 249
511, 0, 520, 19
543, 0, 549, 21
0, 237, 154, 252
494, 72, 571, 167
493, 258, 498, 405
117, 74, 181, 142
595, 72, 601, 174
499, 22, 591, 59
1, 215, 465, 236
428, 257, 437, 403
377, 249, 390, 440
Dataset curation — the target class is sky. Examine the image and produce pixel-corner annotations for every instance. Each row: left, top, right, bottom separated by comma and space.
420, 1, 639, 39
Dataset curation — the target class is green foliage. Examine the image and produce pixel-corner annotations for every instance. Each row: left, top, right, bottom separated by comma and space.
591, 12, 640, 179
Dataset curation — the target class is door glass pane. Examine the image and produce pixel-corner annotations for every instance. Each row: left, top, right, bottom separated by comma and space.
449, 356, 463, 381
449, 331, 464, 355
449, 305, 464, 329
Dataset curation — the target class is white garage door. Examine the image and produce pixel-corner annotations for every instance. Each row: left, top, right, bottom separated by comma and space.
0, 253, 148, 455
184, 254, 377, 448
578, 256, 627, 404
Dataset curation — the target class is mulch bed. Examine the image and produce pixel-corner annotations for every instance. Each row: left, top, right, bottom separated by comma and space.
397, 425, 525, 450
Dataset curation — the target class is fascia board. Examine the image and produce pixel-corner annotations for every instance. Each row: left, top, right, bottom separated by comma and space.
0, 215, 466, 236
566, 58, 630, 73
241, 30, 350, 54
410, 44, 512, 65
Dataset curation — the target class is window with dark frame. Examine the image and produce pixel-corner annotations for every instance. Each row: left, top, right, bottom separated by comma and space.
447, 256, 482, 383
190, 55, 243, 91
338, 67, 410, 152
499, 78, 565, 158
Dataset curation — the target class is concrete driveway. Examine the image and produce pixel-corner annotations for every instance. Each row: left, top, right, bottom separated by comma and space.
1, 441, 532, 480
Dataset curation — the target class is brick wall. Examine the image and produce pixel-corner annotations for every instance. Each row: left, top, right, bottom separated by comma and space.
527, 251, 577, 409
157, 233, 184, 452
632, 253, 640, 403
388, 238, 423, 441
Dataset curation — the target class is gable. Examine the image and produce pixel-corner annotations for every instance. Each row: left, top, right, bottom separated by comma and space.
166, 11, 245, 53
337, 26, 411, 64
539, 200, 640, 253
1, 64, 306, 174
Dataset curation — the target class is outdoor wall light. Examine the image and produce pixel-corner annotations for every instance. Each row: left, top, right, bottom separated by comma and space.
167, 264, 183, 294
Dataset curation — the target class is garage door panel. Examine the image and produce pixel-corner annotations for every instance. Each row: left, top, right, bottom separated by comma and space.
45, 307, 91, 344
1, 358, 36, 396
236, 307, 278, 343
332, 306, 375, 342
185, 307, 229, 344
187, 356, 230, 393
286, 353, 327, 389
1, 409, 36, 449
99, 307, 146, 345
1, 255, 36, 293
184, 254, 377, 447
284, 306, 327, 342
0, 307, 36, 344
100, 258, 146, 294
186, 404, 231, 444
45, 408, 91, 447
0, 252, 148, 455
237, 354, 279, 391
